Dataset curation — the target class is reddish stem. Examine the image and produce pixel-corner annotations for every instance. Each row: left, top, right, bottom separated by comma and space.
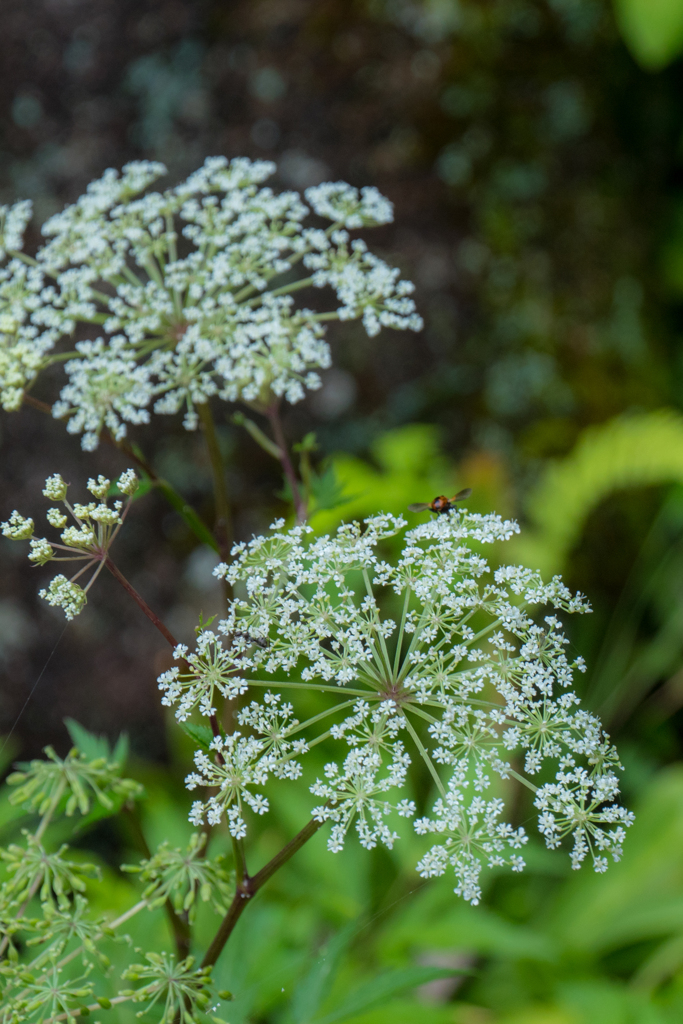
105, 558, 177, 648
201, 813, 324, 968
104, 557, 224, 762
21, 393, 53, 416
267, 402, 307, 523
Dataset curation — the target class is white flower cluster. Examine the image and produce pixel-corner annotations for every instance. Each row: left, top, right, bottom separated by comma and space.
0, 207, 53, 411
164, 509, 633, 904
1, 468, 138, 619
0, 157, 422, 448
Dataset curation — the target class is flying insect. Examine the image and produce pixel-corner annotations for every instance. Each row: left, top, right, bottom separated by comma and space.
407, 488, 472, 514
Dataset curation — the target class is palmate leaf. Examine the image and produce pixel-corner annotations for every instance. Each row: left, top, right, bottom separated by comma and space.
309, 464, 358, 513
64, 718, 129, 767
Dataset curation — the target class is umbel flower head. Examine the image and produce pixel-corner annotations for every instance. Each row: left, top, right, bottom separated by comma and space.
1, 468, 138, 619
168, 508, 633, 905
0, 157, 422, 449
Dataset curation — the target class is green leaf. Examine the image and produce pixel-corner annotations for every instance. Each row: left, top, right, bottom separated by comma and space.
309, 465, 358, 513
310, 424, 461, 535
312, 966, 467, 1024
515, 410, 683, 576
156, 479, 220, 553
112, 731, 130, 768
65, 718, 128, 765
180, 722, 215, 751
287, 922, 357, 1024
613, 0, 683, 70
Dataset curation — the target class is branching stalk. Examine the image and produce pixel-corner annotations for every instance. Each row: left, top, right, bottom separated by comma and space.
104, 557, 224, 758
201, 813, 324, 969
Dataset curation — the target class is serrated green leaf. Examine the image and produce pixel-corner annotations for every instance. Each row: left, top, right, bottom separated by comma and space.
64, 718, 113, 763
180, 722, 215, 751
309, 465, 359, 513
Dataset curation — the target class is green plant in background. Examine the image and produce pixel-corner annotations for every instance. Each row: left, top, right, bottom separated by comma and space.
0, 158, 637, 1023
613, 0, 683, 70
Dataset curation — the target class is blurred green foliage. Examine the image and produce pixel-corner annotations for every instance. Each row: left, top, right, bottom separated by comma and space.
614, 0, 683, 69
6, 713, 683, 1023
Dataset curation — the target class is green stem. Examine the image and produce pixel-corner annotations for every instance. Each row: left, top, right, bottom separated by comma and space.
42, 993, 133, 1023
6, 249, 41, 268
463, 618, 504, 648
245, 275, 315, 306
404, 704, 438, 725
232, 837, 248, 887
362, 569, 393, 678
403, 717, 446, 799
505, 767, 539, 795
232, 411, 282, 460
45, 351, 81, 363
244, 680, 373, 698
393, 588, 412, 677
397, 601, 434, 683
156, 479, 220, 553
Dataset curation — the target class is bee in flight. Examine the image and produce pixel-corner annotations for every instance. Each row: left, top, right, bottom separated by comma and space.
408, 488, 472, 514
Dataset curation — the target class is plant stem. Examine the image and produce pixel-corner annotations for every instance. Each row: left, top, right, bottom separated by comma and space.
105, 558, 177, 648
201, 814, 324, 968
111, 438, 221, 555
267, 401, 307, 523
21, 392, 53, 416
403, 716, 446, 799
41, 993, 133, 1023
104, 557, 224, 756
231, 837, 248, 886
197, 402, 233, 567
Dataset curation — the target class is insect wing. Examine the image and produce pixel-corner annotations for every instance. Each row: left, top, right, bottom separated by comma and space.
408, 502, 431, 512
451, 488, 472, 502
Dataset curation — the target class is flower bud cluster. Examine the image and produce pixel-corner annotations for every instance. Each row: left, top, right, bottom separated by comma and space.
1, 468, 138, 619
167, 508, 633, 904
0, 157, 422, 448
